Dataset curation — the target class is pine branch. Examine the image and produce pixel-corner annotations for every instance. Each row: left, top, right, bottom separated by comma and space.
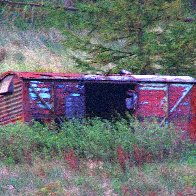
0, 0, 78, 11
0, 0, 45, 7
91, 44, 134, 56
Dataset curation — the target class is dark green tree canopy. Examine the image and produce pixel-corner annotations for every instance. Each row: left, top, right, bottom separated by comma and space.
62, 0, 195, 76
0, 0, 195, 76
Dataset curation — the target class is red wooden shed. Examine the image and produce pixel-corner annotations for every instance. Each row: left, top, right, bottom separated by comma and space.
0, 71, 195, 139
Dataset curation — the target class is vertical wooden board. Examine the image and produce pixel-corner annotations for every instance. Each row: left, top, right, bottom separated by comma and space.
136, 83, 168, 118
23, 81, 31, 122
55, 81, 85, 116
64, 82, 85, 119
169, 84, 192, 130
65, 96, 85, 119
190, 85, 196, 140
28, 80, 53, 116
0, 76, 23, 125
54, 82, 67, 115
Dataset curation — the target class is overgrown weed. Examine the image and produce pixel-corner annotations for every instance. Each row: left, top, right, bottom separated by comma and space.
0, 117, 195, 194
0, 117, 193, 166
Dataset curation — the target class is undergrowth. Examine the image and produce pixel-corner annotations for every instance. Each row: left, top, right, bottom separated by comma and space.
0, 117, 195, 195
0, 158, 194, 195
0, 117, 193, 166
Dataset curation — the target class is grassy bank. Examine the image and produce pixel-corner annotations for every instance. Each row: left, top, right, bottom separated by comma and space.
0, 25, 90, 74
0, 118, 195, 195
0, 118, 195, 194
0, 158, 195, 195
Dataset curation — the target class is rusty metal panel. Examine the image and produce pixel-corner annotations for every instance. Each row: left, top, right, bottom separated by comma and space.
55, 82, 85, 118
190, 85, 196, 140
28, 80, 85, 121
169, 84, 193, 131
0, 77, 23, 125
136, 83, 168, 118
28, 80, 53, 119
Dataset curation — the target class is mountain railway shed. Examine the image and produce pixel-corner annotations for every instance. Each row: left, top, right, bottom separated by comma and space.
0, 71, 195, 139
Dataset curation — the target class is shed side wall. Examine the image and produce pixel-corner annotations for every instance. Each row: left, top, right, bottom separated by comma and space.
136, 82, 194, 136
26, 80, 83, 122
0, 76, 23, 125
169, 84, 192, 131
136, 83, 168, 119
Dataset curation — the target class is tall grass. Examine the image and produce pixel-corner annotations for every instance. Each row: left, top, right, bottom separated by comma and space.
0, 118, 195, 195
0, 117, 193, 166
0, 158, 195, 195
0, 26, 80, 73
0, 2, 95, 74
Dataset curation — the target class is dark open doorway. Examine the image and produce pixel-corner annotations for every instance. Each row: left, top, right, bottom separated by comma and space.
85, 83, 135, 119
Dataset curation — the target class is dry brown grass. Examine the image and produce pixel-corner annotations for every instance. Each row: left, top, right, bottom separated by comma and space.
0, 26, 81, 73
0, 158, 195, 195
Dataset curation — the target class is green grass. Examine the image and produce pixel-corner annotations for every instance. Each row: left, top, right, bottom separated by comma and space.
0, 118, 195, 195
0, 159, 195, 195
0, 118, 192, 164
0, 26, 85, 74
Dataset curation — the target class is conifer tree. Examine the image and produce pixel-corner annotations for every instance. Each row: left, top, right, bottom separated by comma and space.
62, 0, 195, 76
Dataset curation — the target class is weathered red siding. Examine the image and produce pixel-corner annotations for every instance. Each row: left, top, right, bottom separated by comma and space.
0, 71, 195, 140
0, 76, 23, 125
136, 82, 195, 138
136, 83, 168, 119
169, 84, 192, 131
23, 80, 85, 122
190, 85, 196, 140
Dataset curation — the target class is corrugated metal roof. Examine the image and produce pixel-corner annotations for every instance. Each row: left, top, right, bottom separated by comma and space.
0, 71, 195, 83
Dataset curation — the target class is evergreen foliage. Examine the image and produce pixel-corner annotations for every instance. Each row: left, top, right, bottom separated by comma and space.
0, 0, 195, 76
62, 0, 195, 75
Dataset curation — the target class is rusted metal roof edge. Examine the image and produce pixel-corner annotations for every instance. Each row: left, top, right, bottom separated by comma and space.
0, 71, 195, 83
0, 71, 83, 80
83, 75, 196, 83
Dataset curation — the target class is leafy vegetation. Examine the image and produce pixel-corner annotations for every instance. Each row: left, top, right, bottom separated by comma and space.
48, 0, 195, 76
0, 2, 195, 194
0, 0, 195, 76
0, 118, 195, 195
0, 118, 193, 165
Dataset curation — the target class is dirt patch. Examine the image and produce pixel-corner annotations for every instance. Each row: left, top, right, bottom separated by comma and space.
0, 48, 6, 62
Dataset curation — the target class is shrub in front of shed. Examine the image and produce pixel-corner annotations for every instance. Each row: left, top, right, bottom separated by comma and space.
0, 118, 193, 166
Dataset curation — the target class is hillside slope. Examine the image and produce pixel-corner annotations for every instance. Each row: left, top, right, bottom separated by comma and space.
0, 26, 80, 73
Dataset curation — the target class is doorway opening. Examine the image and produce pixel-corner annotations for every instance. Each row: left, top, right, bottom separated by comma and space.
85, 83, 135, 119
